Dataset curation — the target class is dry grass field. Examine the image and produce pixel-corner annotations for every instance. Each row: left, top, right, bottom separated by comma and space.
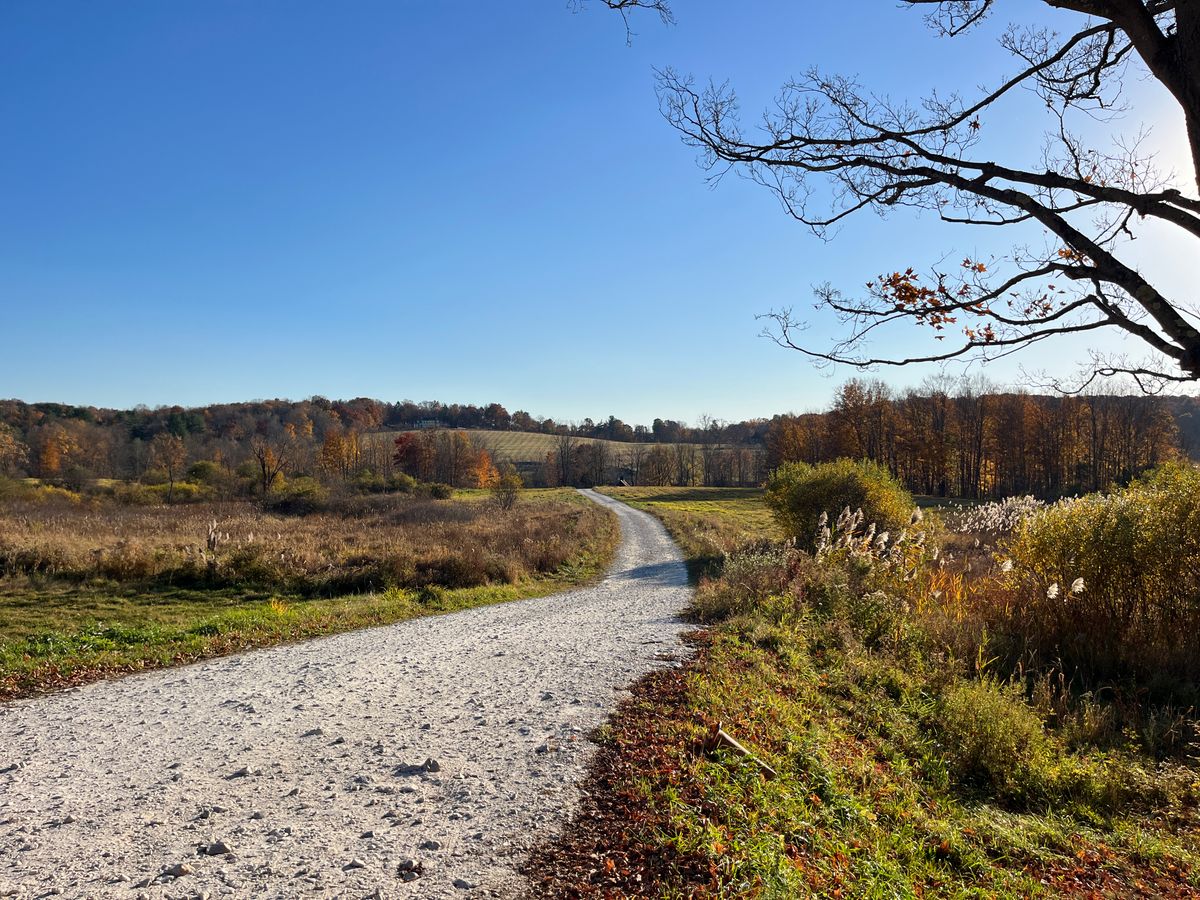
0, 488, 617, 699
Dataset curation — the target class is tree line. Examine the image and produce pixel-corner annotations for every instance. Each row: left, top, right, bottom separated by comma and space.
766, 379, 1190, 499
0, 387, 1196, 499
527, 431, 767, 490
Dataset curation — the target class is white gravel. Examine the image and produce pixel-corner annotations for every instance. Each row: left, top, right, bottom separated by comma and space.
0, 490, 691, 899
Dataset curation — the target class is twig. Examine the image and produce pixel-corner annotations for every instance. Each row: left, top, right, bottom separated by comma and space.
701, 721, 778, 779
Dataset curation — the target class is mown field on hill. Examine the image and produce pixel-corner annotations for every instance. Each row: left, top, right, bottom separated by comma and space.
372, 429, 706, 465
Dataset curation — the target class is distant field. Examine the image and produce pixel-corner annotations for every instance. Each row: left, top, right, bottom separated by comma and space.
371, 429, 704, 465
599, 486, 779, 537
598, 486, 782, 579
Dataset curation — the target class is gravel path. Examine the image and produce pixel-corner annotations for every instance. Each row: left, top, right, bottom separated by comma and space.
0, 490, 692, 899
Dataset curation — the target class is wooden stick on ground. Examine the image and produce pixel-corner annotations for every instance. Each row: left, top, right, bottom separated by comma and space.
701, 721, 778, 780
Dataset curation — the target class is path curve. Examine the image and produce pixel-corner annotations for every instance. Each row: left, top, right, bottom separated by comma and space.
0, 490, 691, 899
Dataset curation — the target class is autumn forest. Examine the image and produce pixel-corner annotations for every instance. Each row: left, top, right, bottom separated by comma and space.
1, 380, 1197, 500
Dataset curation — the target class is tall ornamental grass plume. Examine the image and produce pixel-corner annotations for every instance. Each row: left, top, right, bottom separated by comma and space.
1005, 462, 1200, 695
948, 495, 1046, 537
766, 458, 914, 552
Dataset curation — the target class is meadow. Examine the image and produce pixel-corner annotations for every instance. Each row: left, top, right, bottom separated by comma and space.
0, 487, 617, 700
568, 478, 1200, 898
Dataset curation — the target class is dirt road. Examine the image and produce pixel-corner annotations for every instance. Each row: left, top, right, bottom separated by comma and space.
0, 490, 691, 899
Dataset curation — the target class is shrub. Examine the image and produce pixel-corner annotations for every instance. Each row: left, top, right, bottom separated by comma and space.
931, 675, 1142, 812
491, 471, 523, 511
1004, 461, 1200, 693
766, 459, 914, 551
262, 477, 329, 515
935, 677, 1056, 806
0, 478, 37, 503
112, 483, 159, 505
428, 483, 453, 500
30, 485, 83, 505
389, 472, 417, 493
186, 460, 224, 485
693, 545, 803, 622
142, 481, 208, 503
352, 469, 388, 493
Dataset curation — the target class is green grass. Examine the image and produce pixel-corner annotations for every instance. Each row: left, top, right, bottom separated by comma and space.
598, 486, 779, 535
0, 488, 618, 700
598, 486, 783, 581
590, 490, 1200, 897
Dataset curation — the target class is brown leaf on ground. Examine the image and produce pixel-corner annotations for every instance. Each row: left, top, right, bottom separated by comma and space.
524, 633, 719, 898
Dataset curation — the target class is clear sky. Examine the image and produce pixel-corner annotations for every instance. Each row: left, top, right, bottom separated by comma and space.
1, 1, 1192, 425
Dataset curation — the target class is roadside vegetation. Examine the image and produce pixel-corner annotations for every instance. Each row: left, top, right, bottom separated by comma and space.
0, 484, 616, 701
544, 472, 1200, 897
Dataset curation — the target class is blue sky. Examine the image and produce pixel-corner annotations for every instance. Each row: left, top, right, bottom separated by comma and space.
1, 1, 1192, 424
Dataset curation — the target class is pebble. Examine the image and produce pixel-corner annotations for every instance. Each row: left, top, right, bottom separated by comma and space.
393, 757, 440, 776
343, 858, 366, 870
202, 840, 234, 856
162, 863, 194, 878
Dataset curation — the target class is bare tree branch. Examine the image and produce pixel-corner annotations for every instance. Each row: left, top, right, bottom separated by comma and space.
654, 1, 1200, 387
576, 0, 674, 43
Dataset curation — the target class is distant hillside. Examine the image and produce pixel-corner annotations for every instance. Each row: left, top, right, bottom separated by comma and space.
371, 428, 766, 488
379, 429, 698, 465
